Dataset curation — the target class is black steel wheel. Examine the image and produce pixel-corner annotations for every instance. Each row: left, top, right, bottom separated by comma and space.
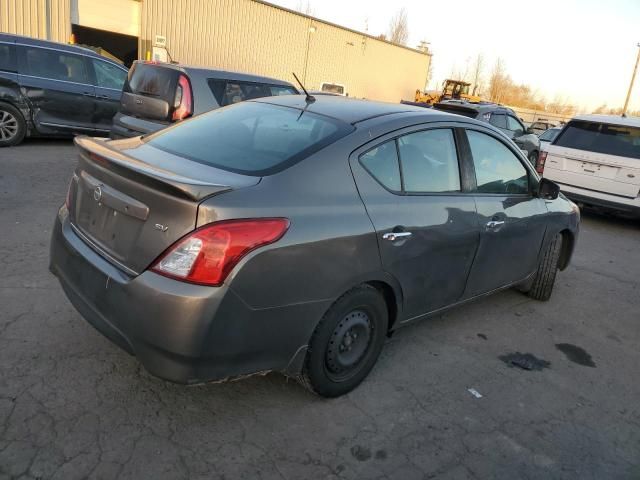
298, 285, 388, 397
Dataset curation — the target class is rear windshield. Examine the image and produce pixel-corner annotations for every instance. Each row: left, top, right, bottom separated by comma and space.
126, 63, 177, 100
146, 101, 354, 175
539, 128, 560, 142
321, 84, 345, 95
554, 120, 640, 159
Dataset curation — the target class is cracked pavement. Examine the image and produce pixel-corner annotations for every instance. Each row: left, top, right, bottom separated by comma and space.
1, 139, 639, 479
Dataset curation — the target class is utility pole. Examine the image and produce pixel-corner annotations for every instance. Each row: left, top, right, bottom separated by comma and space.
622, 43, 640, 116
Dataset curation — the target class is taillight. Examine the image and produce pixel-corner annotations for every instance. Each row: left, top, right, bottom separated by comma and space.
172, 75, 193, 121
536, 151, 548, 174
150, 218, 290, 286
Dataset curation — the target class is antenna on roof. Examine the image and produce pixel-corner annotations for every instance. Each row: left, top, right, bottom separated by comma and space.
292, 72, 315, 103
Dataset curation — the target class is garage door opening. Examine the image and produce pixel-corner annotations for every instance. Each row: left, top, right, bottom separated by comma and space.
71, 24, 138, 67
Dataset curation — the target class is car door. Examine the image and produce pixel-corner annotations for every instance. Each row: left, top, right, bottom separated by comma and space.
17, 45, 95, 133
350, 125, 480, 321
89, 58, 127, 134
461, 128, 548, 297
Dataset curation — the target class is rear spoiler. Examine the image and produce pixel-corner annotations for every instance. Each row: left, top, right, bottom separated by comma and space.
74, 136, 232, 201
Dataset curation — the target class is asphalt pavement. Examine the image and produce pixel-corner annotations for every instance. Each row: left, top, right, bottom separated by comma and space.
1, 139, 639, 479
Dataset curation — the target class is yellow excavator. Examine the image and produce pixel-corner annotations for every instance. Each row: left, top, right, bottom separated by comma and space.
414, 79, 483, 105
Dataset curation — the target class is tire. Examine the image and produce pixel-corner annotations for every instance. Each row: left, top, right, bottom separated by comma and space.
0, 103, 26, 147
297, 285, 388, 397
527, 233, 562, 301
528, 150, 539, 166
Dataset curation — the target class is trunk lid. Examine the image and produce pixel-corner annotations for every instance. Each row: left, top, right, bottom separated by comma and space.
68, 136, 260, 274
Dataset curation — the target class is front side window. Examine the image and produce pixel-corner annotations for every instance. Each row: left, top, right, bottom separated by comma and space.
489, 113, 507, 129
467, 130, 529, 195
0, 44, 17, 72
23, 47, 88, 83
539, 128, 560, 142
507, 116, 524, 135
92, 60, 126, 90
554, 120, 640, 159
147, 102, 352, 175
359, 141, 401, 191
397, 129, 461, 193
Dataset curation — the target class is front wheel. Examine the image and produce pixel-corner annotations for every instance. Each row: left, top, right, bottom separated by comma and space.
297, 285, 388, 397
526, 233, 562, 301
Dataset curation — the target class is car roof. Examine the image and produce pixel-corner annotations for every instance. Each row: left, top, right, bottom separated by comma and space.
0, 32, 124, 67
571, 114, 640, 128
252, 94, 450, 125
133, 61, 295, 88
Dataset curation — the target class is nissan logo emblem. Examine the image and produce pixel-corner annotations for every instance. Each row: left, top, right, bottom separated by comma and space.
93, 186, 102, 202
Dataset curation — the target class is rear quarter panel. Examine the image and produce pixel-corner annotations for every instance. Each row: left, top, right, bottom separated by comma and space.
196, 132, 386, 310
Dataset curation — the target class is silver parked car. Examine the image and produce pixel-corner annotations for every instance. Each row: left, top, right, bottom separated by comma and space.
50, 95, 580, 397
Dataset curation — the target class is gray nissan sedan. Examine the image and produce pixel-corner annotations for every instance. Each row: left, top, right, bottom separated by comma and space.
50, 95, 580, 397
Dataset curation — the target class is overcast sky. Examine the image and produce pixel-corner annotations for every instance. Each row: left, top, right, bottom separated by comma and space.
269, 0, 640, 112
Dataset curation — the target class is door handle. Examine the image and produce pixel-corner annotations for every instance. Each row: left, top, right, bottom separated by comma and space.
82, 91, 94, 97
382, 231, 412, 241
486, 220, 505, 229
97, 94, 110, 99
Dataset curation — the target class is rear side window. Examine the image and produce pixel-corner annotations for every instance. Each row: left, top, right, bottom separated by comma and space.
554, 120, 640, 159
126, 63, 177, 100
0, 43, 17, 72
397, 129, 461, 193
489, 113, 507, 129
147, 102, 352, 175
23, 47, 88, 83
92, 59, 126, 90
208, 79, 297, 106
467, 130, 529, 194
360, 141, 401, 191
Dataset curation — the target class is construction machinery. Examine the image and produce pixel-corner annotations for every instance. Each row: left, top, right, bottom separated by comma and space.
414, 79, 483, 106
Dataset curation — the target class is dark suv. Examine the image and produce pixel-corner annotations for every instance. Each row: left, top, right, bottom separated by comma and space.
110, 61, 298, 138
0, 33, 128, 146
434, 100, 541, 165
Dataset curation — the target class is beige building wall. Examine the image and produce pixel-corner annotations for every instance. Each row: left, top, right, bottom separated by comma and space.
0, 0, 70, 43
140, 0, 430, 102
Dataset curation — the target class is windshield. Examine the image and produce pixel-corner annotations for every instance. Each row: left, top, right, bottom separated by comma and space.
147, 102, 354, 175
554, 120, 640, 159
539, 128, 560, 142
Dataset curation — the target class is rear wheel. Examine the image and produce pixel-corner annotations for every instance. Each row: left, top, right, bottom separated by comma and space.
526, 233, 562, 301
297, 285, 388, 397
0, 103, 26, 147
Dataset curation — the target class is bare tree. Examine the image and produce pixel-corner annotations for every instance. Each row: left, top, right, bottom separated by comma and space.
388, 8, 409, 45
471, 53, 484, 96
296, 0, 313, 15
488, 58, 507, 103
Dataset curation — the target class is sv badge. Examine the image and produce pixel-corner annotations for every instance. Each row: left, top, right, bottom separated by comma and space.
154, 223, 169, 232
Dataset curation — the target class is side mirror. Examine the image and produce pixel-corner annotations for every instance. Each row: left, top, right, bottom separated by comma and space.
525, 127, 535, 134
538, 177, 560, 200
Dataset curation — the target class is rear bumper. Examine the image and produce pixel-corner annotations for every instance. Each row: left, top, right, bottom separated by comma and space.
556, 183, 640, 217
110, 112, 168, 139
49, 206, 325, 383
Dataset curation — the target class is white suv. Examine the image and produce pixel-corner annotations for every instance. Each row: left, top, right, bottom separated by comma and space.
538, 115, 640, 217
